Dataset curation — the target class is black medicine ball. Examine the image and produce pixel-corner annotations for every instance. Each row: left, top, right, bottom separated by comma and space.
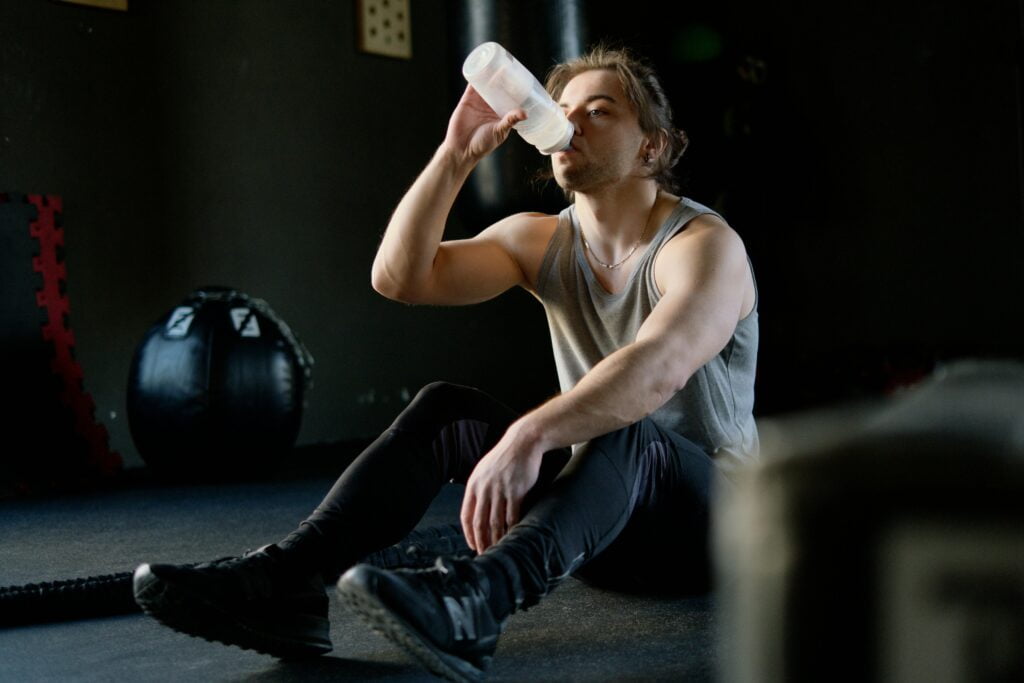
126, 287, 313, 478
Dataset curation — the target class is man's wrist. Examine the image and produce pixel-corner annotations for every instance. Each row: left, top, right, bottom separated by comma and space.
508, 409, 556, 456
435, 142, 479, 177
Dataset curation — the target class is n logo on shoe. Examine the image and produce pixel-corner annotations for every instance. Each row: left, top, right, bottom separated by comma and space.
443, 596, 477, 641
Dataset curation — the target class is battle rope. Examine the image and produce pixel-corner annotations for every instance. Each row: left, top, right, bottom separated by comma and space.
0, 523, 473, 628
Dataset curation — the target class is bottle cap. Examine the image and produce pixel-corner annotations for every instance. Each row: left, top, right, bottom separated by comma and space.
537, 120, 574, 155
462, 42, 501, 83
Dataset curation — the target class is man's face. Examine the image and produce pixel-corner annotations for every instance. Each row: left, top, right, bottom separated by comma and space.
551, 68, 648, 195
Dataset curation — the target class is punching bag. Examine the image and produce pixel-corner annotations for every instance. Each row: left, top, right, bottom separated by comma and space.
126, 287, 313, 479
450, 0, 588, 226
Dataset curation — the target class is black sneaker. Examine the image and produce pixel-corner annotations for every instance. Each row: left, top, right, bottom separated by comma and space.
133, 545, 331, 658
337, 557, 505, 682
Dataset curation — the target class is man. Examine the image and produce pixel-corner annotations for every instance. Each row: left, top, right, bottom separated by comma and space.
133, 46, 758, 682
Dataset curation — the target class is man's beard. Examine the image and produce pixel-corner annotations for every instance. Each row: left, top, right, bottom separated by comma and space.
554, 160, 615, 195
553, 151, 635, 196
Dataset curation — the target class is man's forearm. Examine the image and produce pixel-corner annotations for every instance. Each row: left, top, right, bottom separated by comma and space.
458, 339, 686, 552
512, 339, 690, 454
371, 146, 475, 300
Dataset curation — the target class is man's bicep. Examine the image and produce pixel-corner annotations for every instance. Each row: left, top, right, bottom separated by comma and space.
427, 236, 525, 305
421, 212, 551, 306
637, 227, 750, 378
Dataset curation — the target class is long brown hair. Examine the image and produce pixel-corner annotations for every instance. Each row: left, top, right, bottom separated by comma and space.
542, 44, 689, 194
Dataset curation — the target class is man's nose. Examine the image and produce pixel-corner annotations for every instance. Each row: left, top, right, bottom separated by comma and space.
564, 109, 584, 135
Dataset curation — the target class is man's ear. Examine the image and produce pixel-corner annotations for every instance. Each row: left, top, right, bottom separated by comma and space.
642, 129, 669, 165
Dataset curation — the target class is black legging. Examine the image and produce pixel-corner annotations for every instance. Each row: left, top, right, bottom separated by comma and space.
277, 382, 718, 605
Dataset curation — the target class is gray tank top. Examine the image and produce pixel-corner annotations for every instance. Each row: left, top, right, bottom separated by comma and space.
535, 197, 759, 474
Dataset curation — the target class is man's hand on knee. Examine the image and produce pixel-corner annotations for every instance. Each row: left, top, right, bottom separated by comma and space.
460, 420, 545, 552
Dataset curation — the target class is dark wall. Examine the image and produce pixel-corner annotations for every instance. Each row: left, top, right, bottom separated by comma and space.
0, 0, 555, 468
588, 0, 1024, 411
2, 0, 1021, 468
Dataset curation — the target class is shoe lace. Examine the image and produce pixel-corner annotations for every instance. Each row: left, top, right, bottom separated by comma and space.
195, 549, 278, 596
428, 556, 486, 598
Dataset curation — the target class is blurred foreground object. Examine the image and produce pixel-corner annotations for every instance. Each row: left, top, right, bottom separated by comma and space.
716, 360, 1024, 683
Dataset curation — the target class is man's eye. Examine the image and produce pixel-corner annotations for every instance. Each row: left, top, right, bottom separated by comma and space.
588, 109, 605, 117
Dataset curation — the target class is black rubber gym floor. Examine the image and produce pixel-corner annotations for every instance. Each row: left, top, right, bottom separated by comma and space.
0, 446, 716, 682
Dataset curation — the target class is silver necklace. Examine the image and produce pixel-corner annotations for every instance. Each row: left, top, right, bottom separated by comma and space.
581, 197, 658, 270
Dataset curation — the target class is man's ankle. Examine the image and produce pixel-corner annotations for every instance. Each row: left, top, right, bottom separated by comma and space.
472, 553, 518, 621
271, 529, 348, 582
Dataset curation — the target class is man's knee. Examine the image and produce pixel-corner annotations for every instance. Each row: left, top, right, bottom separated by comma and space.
390, 382, 461, 431
404, 382, 482, 419
409, 381, 469, 407
391, 382, 509, 434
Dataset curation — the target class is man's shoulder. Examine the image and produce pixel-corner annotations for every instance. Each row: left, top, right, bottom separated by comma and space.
657, 211, 748, 275
484, 211, 562, 243
653, 204, 756, 317
498, 210, 562, 228
667, 210, 741, 249
477, 212, 563, 292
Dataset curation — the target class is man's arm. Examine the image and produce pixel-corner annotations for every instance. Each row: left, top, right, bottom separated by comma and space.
520, 215, 751, 447
461, 215, 754, 550
372, 85, 536, 306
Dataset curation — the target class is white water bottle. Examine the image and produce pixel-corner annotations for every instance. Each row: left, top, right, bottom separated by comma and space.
462, 42, 574, 155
